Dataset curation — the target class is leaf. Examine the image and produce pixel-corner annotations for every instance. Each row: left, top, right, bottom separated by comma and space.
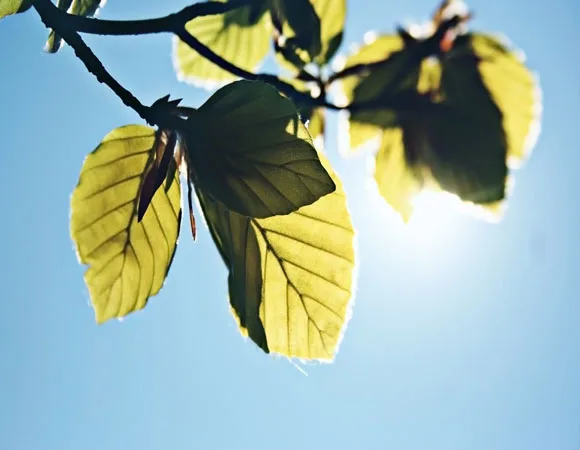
312, 0, 346, 65
45, 0, 105, 53
173, 0, 270, 88
69, 0, 103, 16
137, 130, 177, 222
197, 151, 355, 360
0, 0, 31, 19
468, 33, 541, 166
424, 34, 509, 204
185, 80, 335, 218
305, 107, 325, 142
373, 128, 423, 223
336, 35, 418, 150
273, 0, 345, 71
271, 0, 322, 60
70, 125, 182, 324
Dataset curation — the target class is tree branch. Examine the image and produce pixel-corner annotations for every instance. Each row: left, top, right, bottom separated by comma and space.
31, 0, 450, 129
57, 0, 256, 35
30, 0, 184, 131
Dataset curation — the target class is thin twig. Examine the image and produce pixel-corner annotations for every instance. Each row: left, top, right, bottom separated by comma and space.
58, 0, 255, 35
30, 0, 184, 130
31, 0, 449, 128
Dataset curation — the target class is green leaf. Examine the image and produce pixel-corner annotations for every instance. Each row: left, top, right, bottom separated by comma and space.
185, 80, 335, 218
271, 0, 322, 60
0, 0, 31, 19
197, 151, 355, 361
373, 128, 422, 223
312, 0, 346, 65
174, 0, 270, 88
45, 0, 105, 53
273, 0, 345, 71
45, 0, 73, 53
69, 0, 102, 16
70, 125, 182, 324
424, 34, 509, 204
468, 33, 541, 166
305, 107, 325, 142
336, 35, 417, 150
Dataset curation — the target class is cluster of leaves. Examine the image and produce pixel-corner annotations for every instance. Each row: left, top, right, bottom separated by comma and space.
1, 0, 540, 362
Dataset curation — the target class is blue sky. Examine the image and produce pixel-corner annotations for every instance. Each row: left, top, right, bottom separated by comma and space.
1, 1, 579, 449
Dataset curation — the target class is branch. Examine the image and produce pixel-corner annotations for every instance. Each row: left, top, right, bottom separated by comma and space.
58, 0, 428, 114
30, 0, 184, 131
57, 0, 255, 35
32, 0, 448, 127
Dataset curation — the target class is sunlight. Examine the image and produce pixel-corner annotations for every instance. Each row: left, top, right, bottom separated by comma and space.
405, 189, 463, 238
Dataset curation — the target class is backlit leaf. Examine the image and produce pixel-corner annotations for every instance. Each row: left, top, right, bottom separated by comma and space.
468, 33, 541, 166
271, 0, 322, 60
174, 0, 270, 88
70, 125, 182, 324
197, 152, 355, 361
336, 35, 415, 150
425, 34, 508, 204
373, 128, 422, 222
185, 80, 335, 218
273, 0, 346, 71
312, 0, 346, 65
0, 0, 31, 19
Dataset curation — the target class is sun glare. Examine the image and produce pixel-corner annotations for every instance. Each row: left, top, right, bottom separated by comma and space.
406, 189, 463, 235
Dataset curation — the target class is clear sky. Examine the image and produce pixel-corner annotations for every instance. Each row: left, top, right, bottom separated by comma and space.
1, 1, 579, 449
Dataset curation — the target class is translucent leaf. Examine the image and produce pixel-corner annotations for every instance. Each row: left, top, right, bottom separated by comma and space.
185, 80, 335, 218
336, 35, 418, 151
271, 0, 322, 60
337, 34, 405, 104
274, 0, 346, 70
0, 0, 30, 19
45, 0, 105, 53
173, 0, 270, 88
373, 128, 422, 223
197, 152, 355, 361
70, 125, 182, 323
425, 34, 508, 204
312, 0, 346, 65
469, 33, 541, 166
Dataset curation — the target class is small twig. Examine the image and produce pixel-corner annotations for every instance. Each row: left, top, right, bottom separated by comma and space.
31, 0, 449, 130
57, 0, 255, 36
31, 0, 184, 131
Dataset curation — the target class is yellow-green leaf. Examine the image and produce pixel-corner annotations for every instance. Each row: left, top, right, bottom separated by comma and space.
173, 0, 270, 88
337, 34, 405, 104
186, 80, 335, 218
70, 125, 182, 324
306, 107, 325, 142
271, 0, 322, 60
469, 33, 541, 166
0, 0, 30, 19
273, 0, 346, 71
312, 0, 346, 65
335, 34, 412, 151
373, 128, 422, 223
197, 152, 355, 361
425, 34, 508, 204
